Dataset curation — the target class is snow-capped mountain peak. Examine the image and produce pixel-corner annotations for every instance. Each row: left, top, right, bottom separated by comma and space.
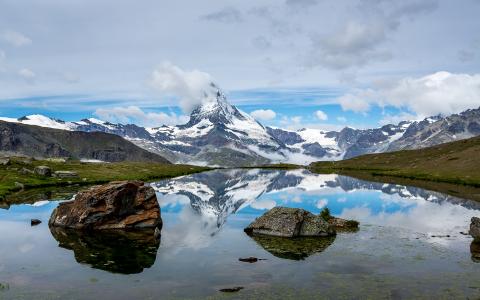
186, 83, 248, 127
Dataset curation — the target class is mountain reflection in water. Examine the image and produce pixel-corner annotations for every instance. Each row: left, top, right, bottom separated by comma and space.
1, 168, 479, 298
152, 169, 480, 241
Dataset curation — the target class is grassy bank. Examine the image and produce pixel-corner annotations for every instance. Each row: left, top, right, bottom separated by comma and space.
310, 136, 480, 188
0, 157, 210, 202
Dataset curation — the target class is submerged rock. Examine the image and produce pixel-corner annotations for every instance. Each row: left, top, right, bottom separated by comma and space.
244, 207, 335, 237
49, 180, 162, 230
470, 217, 480, 242
50, 226, 160, 274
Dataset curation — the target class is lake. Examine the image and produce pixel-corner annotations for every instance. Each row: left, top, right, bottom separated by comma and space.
0, 168, 479, 299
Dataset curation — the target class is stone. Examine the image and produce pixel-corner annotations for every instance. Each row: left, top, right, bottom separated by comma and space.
239, 257, 260, 263
34, 166, 52, 177
49, 180, 162, 230
244, 206, 335, 238
470, 217, 480, 243
31, 219, 42, 226
328, 217, 360, 230
19, 167, 34, 175
0, 158, 10, 166
219, 287, 244, 293
53, 171, 78, 178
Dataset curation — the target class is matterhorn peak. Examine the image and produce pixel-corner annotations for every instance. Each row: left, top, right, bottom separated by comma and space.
185, 82, 246, 127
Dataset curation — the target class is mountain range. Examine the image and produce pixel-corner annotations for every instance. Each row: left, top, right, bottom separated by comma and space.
1, 84, 479, 166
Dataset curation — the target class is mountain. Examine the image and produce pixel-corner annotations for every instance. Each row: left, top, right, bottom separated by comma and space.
0, 120, 170, 163
1, 84, 479, 167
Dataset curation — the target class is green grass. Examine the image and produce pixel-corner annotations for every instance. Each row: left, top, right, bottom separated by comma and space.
0, 157, 210, 201
310, 136, 480, 188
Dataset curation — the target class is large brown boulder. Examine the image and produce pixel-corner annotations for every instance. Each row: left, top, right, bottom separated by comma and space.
244, 207, 335, 238
49, 181, 162, 230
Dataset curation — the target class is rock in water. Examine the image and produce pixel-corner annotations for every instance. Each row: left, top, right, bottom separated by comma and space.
219, 287, 244, 293
470, 217, 480, 243
31, 219, 42, 226
49, 181, 162, 230
328, 217, 360, 230
244, 207, 335, 237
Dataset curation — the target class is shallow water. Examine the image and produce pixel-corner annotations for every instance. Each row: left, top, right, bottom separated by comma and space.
0, 169, 479, 299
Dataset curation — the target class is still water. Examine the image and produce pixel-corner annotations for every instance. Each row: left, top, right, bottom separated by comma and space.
0, 169, 479, 299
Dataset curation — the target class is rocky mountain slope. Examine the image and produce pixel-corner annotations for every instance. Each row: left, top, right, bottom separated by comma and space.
0, 121, 170, 163
1, 83, 479, 166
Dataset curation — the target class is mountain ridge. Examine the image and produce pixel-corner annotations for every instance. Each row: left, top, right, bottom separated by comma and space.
1, 86, 479, 167
0, 120, 170, 163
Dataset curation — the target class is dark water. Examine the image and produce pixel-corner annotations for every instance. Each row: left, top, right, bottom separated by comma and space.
0, 169, 480, 299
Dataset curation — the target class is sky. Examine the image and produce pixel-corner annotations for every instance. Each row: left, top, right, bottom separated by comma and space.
0, 0, 479, 130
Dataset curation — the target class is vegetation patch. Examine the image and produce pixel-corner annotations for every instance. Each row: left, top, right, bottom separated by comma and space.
0, 157, 210, 202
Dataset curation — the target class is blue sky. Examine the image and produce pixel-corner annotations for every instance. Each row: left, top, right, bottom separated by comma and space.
0, 87, 408, 130
0, 0, 479, 130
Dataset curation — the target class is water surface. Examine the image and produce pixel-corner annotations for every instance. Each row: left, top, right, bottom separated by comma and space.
0, 169, 479, 299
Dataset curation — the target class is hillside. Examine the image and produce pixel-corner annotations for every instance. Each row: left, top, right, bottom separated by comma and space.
0, 121, 170, 163
310, 136, 480, 187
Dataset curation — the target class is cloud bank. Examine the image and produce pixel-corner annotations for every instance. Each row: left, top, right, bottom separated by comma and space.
94, 105, 188, 127
149, 62, 216, 113
338, 71, 480, 118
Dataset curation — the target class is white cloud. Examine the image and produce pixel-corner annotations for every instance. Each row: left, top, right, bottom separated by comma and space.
338, 71, 480, 117
94, 105, 188, 127
18, 68, 35, 82
337, 116, 347, 123
251, 109, 277, 120
316, 198, 328, 209
149, 62, 217, 113
250, 199, 276, 210
338, 90, 372, 113
2, 30, 32, 47
379, 112, 419, 125
315, 110, 328, 121
291, 116, 302, 124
